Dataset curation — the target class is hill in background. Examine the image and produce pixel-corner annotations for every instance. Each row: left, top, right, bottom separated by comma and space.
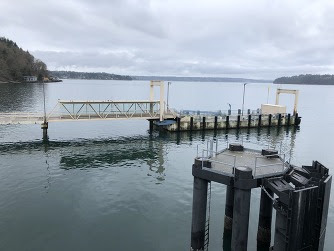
49, 71, 132, 80
0, 37, 48, 82
274, 74, 334, 85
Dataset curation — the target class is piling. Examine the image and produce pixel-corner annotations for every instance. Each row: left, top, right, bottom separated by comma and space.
248, 115, 251, 128
287, 113, 291, 126
294, 113, 299, 126
214, 116, 218, 131
268, 114, 272, 127
224, 186, 234, 231
202, 117, 206, 130
190, 117, 194, 131
257, 189, 273, 247
177, 117, 181, 131
258, 115, 262, 127
191, 177, 208, 250
226, 116, 229, 130
231, 167, 252, 251
149, 120, 154, 131
237, 115, 240, 129
41, 122, 48, 141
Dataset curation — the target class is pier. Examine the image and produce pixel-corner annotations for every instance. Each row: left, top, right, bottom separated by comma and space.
190, 142, 332, 251
0, 81, 301, 139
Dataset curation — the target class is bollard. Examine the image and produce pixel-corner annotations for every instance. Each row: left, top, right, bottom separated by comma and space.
231, 167, 252, 251
191, 177, 208, 250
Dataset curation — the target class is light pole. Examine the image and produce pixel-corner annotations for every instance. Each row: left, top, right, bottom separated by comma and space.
242, 83, 247, 116
167, 81, 171, 110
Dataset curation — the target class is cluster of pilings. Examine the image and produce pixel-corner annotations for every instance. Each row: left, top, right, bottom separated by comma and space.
190, 145, 331, 251
163, 113, 301, 132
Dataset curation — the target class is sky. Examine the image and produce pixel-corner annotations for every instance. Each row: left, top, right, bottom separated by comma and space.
1, 0, 334, 79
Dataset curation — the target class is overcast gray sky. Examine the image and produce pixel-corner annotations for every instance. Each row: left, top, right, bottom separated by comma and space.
1, 0, 334, 79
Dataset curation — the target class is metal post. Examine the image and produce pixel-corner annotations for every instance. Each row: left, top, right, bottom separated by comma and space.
257, 189, 273, 247
242, 83, 247, 116
167, 81, 171, 110
191, 177, 208, 250
231, 166, 252, 251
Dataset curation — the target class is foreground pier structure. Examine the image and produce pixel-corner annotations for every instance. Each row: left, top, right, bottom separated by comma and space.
190, 143, 332, 251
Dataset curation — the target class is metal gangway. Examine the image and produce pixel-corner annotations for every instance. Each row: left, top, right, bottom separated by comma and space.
0, 81, 178, 125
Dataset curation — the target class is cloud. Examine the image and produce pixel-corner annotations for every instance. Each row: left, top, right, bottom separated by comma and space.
1, 0, 334, 78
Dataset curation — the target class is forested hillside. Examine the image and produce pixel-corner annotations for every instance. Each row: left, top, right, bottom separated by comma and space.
50, 71, 132, 80
0, 37, 48, 82
274, 74, 334, 85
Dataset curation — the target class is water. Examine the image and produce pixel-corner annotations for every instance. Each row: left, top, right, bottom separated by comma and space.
0, 80, 333, 251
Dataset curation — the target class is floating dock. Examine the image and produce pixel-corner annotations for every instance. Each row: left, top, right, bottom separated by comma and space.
190, 143, 331, 251
157, 112, 301, 131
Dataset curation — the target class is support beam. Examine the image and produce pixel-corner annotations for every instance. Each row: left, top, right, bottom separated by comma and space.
257, 189, 273, 247
231, 167, 252, 251
224, 186, 234, 232
191, 177, 208, 251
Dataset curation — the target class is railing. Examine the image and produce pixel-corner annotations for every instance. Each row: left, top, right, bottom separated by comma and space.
197, 139, 290, 178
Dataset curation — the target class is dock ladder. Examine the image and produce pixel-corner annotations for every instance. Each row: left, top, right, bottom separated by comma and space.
204, 181, 212, 250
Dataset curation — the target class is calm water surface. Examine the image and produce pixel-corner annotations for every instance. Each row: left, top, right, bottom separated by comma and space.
0, 80, 333, 251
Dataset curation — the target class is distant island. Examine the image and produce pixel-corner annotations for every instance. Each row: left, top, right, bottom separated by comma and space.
274, 74, 334, 85
49, 71, 132, 80
0, 37, 54, 83
132, 75, 271, 83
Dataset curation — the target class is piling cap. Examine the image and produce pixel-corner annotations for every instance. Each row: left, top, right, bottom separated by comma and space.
235, 166, 253, 179
229, 143, 244, 151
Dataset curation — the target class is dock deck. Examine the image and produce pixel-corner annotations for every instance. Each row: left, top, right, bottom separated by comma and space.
209, 148, 287, 178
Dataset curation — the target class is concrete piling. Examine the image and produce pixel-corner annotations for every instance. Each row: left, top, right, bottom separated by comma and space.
287, 113, 291, 126
226, 116, 229, 130
41, 122, 48, 141
257, 189, 273, 247
191, 177, 208, 251
237, 115, 240, 129
268, 114, 272, 127
214, 116, 218, 131
190, 117, 194, 131
149, 120, 154, 131
224, 186, 234, 232
231, 167, 252, 251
